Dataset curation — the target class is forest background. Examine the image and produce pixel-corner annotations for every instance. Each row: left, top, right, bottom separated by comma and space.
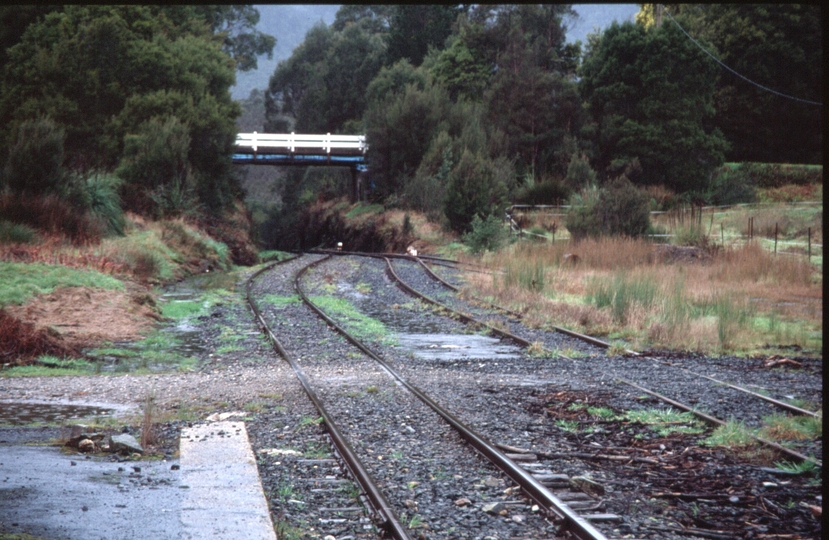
0, 4, 822, 252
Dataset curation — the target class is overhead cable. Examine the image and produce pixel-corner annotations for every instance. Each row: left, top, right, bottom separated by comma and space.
662, 6, 822, 107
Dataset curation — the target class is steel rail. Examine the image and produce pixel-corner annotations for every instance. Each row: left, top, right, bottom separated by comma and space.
295, 255, 609, 540
407, 254, 638, 355
416, 252, 819, 418
317, 250, 821, 468
614, 376, 821, 466
380, 254, 823, 468
246, 255, 412, 540
673, 367, 820, 418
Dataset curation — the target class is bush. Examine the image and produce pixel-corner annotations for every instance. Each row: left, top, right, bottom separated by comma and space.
68, 173, 126, 235
595, 177, 651, 238
564, 153, 597, 191
0, 221, 38, 244
463, 214, 508, 254
444, 149, 508, 234
0, 191, 101, 244
737, 163, 822, 188
566, 177, 650, 240
3, 118, 67, 195
706, 166, 757, 206
514, 176, 570, 205
117, 117, 193, 215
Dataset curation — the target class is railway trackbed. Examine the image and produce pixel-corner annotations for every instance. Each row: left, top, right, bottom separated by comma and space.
246, 253, 821, 539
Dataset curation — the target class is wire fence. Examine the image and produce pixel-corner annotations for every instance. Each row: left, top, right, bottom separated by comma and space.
506, 202, 823, 264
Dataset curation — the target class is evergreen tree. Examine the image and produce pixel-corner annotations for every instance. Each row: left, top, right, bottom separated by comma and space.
579, 21, 728, 193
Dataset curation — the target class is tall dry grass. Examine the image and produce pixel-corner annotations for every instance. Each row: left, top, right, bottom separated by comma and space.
463, 237, 821, 354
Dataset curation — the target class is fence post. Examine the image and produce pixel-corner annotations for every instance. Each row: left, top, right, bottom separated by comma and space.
774, 223, 778, 255
808, 227, 811, 260
721, 223, 724, 246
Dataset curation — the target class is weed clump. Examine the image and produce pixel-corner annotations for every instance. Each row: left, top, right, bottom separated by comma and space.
0, 309, 79, 365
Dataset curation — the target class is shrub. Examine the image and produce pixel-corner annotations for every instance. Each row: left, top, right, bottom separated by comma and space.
68, 173, 126, 235
0, 221, 38, 244
3, 118, 67, 195
0, 191, 101, 244
706, 166, 757, 206
0, 309, 79, 365
117, 117, 192, 215
564, 153, 597, 191
514, 176, 570, 205
565, 186, 601, 241
737, 162, 822, 188
463, 214, 508, 254
566, 178, 650, 240
444, 149, 508, 234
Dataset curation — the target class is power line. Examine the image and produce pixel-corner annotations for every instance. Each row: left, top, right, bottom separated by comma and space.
662, 6, 822, 107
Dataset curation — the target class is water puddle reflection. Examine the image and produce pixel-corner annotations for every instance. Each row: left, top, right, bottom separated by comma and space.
0, 400, 130, 425
397, 333, 522, 361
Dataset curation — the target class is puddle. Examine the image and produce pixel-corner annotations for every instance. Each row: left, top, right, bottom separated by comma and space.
0, 400, 132, 426
396, 333, 522, 361
340, 278, 523, 361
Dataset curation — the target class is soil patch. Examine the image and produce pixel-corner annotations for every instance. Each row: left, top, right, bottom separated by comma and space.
5, 285, 163, 350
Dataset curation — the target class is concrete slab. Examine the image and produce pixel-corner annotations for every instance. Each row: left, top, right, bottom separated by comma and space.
180, 421, 276, 540
0, 445, 182, 539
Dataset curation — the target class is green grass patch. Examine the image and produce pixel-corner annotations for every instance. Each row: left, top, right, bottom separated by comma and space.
85, 328, 199, 374
261, 294, 301, 308
345, 203, 384, 218
258, 250, 290, 262
625, 408, 705, 436
0, 220, 39, 244
702, 420, 757, 447
588, 406, 619, 420
1, 355, 96, 377
760, 413, 822, 441
310, 295, 396, 346
0, 262, 124, 307
587, 271, 658, 324
555, 419, 580, 433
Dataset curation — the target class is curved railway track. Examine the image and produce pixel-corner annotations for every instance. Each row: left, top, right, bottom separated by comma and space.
247, 252, 821, 539
379, 252, 821, 465
248, 254, 609, 539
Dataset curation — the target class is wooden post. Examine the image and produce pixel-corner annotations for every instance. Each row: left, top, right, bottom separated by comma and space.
808, 227, 811, 260
721, 223, 724, 246
774, 223, 778, 255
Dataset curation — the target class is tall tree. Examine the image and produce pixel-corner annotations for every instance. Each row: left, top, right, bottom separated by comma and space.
265, 16, 386, 134
385, 5, 463, 66
0, 5, 259, 209
670, 4, 822, 164
579, 21, 729, 193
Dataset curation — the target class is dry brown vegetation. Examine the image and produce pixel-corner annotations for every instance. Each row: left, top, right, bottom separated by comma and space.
461, 237, 821, 354
0, 309, 80, 364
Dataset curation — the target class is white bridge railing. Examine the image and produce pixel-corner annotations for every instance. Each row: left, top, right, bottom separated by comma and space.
235, 132, 367, 154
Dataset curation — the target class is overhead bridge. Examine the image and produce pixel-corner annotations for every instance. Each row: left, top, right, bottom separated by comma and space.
233, 132, 367, 169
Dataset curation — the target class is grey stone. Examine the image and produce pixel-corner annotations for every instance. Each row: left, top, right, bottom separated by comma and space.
109, 434, 144, 455
482, 502, 506, 515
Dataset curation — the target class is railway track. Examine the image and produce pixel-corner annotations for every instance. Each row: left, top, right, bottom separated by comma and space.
247, 253, 822, 539
384, 253, 822, 464
248, 254, 607, 539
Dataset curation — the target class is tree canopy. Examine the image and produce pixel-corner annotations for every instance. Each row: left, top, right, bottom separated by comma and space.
0, 5, 274, 211
668, 4, 822, 164
578, 20, 729, 193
